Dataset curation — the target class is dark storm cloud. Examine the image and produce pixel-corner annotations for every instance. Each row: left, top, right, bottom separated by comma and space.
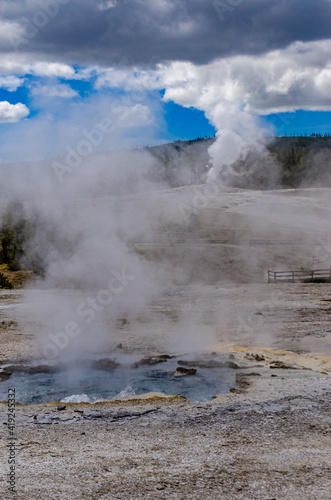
1, 0, 331, 66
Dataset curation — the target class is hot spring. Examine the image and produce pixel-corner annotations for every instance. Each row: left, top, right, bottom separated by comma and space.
0, 353, 237, 404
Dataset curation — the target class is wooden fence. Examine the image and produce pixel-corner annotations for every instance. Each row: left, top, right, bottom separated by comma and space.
268, 268, 331, 284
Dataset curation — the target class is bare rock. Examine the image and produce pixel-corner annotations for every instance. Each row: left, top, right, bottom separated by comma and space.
245, 353, 265, 362
253, 354, 265, 362
227, 361, 240, 369
0, 368, 12, 382
1, 364, 59, 375
174, 367, 197, 377
178, 359, 239, 369
269, 361, 298, 370
92, 359, 119, 371
134, 353, 172, 367
178, 359, 224, 368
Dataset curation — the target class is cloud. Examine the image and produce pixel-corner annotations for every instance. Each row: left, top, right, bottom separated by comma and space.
0, 19, 23, 48
0, 2, 330, 135
0, 101, 29, 123
95, 39, 331, 115
30, 62, 76, 79
161, 40, 331, 115
98, 0, 117, 10
115, 103, 153, 127
0, 75, 24, 91
95, 68, 163, 92
0, 59, 78, 80
30, 83, 78, 98
0, 1, 331, 66
0, 89, 164, 162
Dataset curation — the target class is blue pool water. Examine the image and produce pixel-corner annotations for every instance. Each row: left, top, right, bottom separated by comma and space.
0, 357, 236, 403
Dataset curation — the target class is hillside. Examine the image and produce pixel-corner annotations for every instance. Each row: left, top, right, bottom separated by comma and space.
0, 136, 330, 196
147, 136, 331, 188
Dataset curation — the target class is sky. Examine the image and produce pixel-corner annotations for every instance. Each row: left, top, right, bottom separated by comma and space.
0, 0, 331, 162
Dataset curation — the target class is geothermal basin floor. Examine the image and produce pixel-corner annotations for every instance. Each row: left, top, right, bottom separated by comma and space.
0, 284, 330, 499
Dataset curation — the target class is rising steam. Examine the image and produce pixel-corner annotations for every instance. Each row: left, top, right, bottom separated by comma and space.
206, 104, 280, 188
1, 99, 330, 367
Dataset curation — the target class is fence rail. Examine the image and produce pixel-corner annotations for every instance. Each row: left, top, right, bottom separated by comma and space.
268, 268, 331, 283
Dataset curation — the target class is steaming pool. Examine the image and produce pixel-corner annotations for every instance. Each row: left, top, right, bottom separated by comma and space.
0, 355, 237, 404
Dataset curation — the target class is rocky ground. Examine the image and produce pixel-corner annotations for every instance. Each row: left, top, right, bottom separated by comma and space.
0, 282, 330, 499
0, 375, 330, 499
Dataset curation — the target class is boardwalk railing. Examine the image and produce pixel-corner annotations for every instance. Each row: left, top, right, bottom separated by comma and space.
268, 268, 331, 284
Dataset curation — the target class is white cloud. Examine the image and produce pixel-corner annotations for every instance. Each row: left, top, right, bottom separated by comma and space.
0, 101, 29, 123
31, 83, 78, 98
0, 19, 23, 47
0, 37, 329, 126
114, 104, 153, 127
98, 0, 117, 10
95, 67, 163, 91
0, 59, 77, 80
31, 62, 76, 79
0, 75, 23, 92
160, 40, 331, 115
94, 39, 331, 116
